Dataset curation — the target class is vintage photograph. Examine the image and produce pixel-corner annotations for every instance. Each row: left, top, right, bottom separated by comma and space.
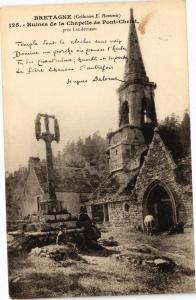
1, 0, 195, 298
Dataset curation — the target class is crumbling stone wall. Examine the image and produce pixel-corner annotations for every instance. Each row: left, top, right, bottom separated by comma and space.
91, 131, 193, 230
88, 193, 142, 230
134, 130, 193, 227
108, 125, 147, 173
88, 129, 193, 230
108, 199, 142, 230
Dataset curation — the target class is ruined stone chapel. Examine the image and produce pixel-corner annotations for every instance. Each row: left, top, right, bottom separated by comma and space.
20, 9, 193, 233
85, 9, 193, 231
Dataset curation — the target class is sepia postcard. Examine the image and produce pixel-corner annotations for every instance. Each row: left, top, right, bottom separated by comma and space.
0, 0, 195, 298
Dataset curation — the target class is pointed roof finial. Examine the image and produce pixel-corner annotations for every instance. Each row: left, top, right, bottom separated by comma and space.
130, 8, 134, 20
122, 8, 149, 85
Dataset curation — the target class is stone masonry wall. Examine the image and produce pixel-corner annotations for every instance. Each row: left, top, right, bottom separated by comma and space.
134, 131, 193, 227
108, 199, 143, 230
89, 130, 193, 230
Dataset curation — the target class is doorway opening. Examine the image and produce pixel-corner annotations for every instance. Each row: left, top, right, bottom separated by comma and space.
143, 181, 177, 232
92, 203, 109, 223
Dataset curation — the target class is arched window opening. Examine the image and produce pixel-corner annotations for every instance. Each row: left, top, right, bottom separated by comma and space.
126, 149, 130, 157
144, 109, 147, 123
36, 196, 40, 212
119, 101, 129, 127
124, 203, 130, 212
131, 144, 136, 155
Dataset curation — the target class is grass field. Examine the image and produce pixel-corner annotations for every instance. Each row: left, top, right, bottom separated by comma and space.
8, 228, 195, 299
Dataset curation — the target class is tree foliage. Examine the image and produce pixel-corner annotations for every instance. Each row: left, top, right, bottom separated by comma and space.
54, 131, 108, 175
6, 111, 191, 221
159, 111, 191, 161
6, 168, 28, 221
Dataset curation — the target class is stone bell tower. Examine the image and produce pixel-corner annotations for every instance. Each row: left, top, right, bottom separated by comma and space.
107, 9, 157, 173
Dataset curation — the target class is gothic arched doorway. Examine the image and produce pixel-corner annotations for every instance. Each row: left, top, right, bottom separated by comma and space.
143, 181, 177, 232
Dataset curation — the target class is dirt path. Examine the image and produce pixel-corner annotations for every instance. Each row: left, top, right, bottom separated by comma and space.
8, 229, 195, 298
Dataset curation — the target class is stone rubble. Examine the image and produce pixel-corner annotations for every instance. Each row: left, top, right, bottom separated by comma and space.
30, 244, 82, 262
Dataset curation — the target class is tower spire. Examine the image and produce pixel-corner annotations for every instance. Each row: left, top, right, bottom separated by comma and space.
124, 8, 148, 84
107, 9, 157, 173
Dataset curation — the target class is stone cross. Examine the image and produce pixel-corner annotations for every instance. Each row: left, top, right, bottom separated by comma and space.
35, 113, 60, 212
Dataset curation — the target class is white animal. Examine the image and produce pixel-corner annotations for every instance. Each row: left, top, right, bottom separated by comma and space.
144, 215, 155, 235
